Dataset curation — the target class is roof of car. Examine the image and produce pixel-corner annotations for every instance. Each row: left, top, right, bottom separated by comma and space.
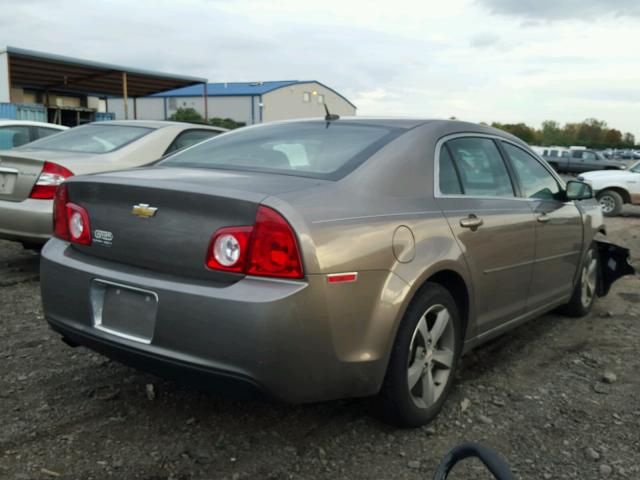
0, 119, 68, 129
87, 120, 223, 130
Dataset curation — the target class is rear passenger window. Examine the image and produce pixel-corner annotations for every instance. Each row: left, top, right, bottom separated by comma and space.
439, 146, 462, 194
36, 127, 62, 140
502, 143, 561, 201
445, 137, 514, 197
165, 130, 219, 155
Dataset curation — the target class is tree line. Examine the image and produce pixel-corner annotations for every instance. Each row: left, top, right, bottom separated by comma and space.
169, 107, 246, 130
487, 118, 637, 149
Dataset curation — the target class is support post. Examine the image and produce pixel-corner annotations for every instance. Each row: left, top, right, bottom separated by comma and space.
133, 97, 137, 120
122, 72, 129, 120
203, 82, 208, 122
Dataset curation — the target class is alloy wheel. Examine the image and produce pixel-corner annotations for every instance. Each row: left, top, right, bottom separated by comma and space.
407, 304, 455, 409
599, 195, 616, 214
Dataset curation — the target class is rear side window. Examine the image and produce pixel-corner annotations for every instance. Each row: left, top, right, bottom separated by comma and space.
444, 137, 514, 197
35, 127, 63, 140
159, 121, 402, 180
438, 146, 462, 194
0, 125, 31, 149
502, 142, 561, 201
165, 129, 220, 154
25, 124, 152, 153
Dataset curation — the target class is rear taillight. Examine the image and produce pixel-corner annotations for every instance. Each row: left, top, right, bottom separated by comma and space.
205, 206, 303, 279
30, 162, 74, 199
52, 184, 91, 245
66, 202, 92, 245
206, 226, 253, 273
53, 184, 70, 240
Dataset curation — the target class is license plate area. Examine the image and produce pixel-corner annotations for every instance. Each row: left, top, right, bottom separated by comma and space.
90, 279, 158, 343
0, 171, 17, 195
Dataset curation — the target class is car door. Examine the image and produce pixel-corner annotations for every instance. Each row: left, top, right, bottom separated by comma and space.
435, 135, 537, 334
501, 142, 583, 309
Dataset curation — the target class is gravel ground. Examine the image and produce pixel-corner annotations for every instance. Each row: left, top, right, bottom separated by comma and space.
1, 207, 639, 480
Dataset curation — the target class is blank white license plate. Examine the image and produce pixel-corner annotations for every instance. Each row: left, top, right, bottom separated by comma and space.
0, 172, 16, 195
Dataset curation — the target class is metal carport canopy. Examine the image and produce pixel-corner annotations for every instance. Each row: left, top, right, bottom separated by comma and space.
3, 46, 207, 97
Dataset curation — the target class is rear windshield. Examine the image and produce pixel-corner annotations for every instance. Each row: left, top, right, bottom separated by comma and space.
158, 121, 403, 180
23, 124, 153, 154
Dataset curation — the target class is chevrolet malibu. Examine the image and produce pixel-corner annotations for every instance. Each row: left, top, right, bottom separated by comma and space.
0, 120, 225, 248
40, 118, 633, 427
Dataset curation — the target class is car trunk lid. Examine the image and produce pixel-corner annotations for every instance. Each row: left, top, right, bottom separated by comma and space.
65, 167, 322, 282
0, 153, 45, 201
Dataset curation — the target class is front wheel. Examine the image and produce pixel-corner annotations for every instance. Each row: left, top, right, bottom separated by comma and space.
597, 189, 623, 216
377, 283, 461, 427
559, 245, 599, 317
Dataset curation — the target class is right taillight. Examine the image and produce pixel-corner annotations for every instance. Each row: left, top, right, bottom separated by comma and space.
205, 206, 304, 279
53, 184, 92, 245
30, 162, 74, 199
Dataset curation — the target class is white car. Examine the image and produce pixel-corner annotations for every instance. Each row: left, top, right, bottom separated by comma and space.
579, 161, 640, 216
0, 120, 225, 247
0, 120, 67, 150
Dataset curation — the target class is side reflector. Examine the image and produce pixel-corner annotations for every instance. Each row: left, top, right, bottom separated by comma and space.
327, 272, 358, 284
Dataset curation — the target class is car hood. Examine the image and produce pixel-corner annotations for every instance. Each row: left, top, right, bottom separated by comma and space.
579, 170, 629, 182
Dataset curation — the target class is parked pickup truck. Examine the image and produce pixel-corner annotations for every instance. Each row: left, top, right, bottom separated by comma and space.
579, 161, 640, 216
543, 149, 627, 174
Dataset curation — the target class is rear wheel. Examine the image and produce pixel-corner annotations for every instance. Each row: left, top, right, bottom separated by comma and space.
559, 245, 599, 317
377, 283, 461, 427
597, 190, 623, 216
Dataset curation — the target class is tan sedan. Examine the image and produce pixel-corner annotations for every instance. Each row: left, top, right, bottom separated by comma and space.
39, 119, 634, 427
0, 120, 225, 247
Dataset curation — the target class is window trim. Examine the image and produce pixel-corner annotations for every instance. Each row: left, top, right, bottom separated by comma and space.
433, 132, 567, 201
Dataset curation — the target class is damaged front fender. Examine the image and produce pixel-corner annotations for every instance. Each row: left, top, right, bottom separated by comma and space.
596, 240, 635, 297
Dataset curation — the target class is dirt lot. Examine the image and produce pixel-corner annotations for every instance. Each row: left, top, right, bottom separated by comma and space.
1, 208, 639, 480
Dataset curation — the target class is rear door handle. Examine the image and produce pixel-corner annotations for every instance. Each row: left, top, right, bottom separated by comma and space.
537, 213, 550, 223
460, 214, 483, 230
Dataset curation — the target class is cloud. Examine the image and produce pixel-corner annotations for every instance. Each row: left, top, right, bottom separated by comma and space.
469, 32, 501, 48
0, 0, 638, 138
477, 0, 640, 20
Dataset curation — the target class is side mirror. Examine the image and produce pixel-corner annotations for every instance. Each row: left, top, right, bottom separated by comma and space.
566, 180, 593, 201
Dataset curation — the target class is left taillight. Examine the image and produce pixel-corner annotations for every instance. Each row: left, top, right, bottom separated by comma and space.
53, 184, 91, 245
30, 162, 74, 199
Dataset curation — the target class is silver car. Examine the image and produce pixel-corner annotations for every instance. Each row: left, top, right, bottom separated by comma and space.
0, 120, 225, 247
40, 118, 633, 427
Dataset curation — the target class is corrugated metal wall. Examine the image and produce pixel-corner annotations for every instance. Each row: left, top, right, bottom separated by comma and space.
0, 103, 47, 122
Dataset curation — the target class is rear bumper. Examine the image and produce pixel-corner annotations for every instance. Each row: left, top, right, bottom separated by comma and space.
0, 198, 53, 243
41, 238, 402, 403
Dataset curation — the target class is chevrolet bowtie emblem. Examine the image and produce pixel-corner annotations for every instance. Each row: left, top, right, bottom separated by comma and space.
132, 203, 158, 218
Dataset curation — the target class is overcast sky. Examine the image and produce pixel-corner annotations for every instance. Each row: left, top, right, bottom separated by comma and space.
1, 0, 638, 137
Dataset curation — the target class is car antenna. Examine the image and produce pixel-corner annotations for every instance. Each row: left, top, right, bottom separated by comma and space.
324, 104, 340, 122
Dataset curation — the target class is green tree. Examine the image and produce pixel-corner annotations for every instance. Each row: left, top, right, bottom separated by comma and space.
622, 132, 636, 148
540, 120, 563, 146
208, 117, 246, 130
169, 108, 204, 123
491, 122, 538, 144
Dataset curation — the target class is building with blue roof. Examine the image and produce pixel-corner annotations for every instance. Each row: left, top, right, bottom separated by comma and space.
107, 80, 356, 124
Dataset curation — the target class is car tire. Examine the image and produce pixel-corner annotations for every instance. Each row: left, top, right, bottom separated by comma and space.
377, 283, 462, 427
597, 190, 623, 216
559, 244, 599, 317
